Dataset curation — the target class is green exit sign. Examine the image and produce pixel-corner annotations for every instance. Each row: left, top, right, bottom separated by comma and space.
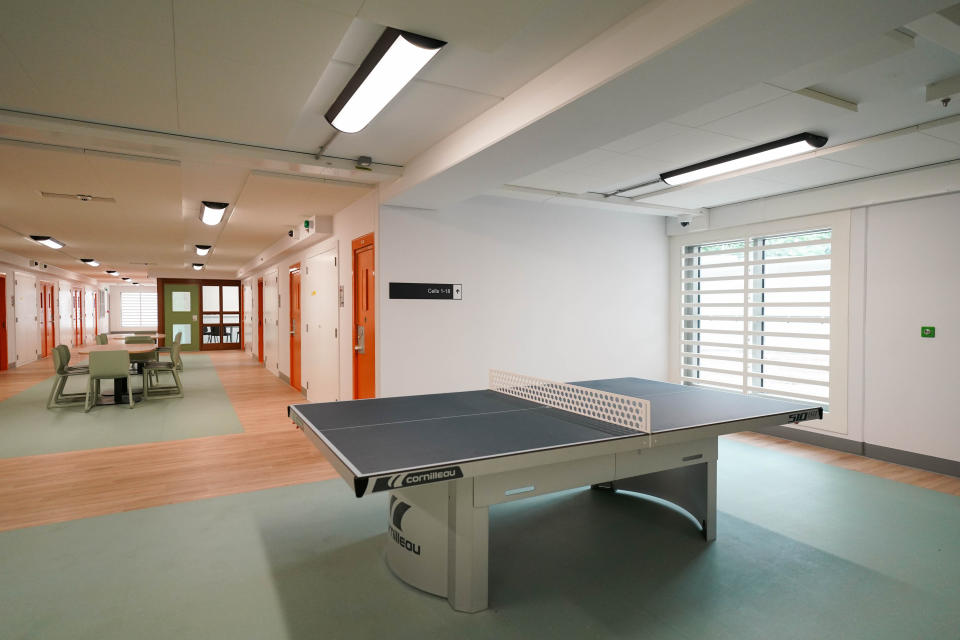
921, 326, 936, 338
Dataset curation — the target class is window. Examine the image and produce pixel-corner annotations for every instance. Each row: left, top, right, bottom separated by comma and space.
120, 291, 157, 327
681, 228, 833, 408
200, 284, 241, 346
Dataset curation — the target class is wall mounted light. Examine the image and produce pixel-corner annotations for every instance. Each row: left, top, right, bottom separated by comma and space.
195, 244, 212, 256
80, 258, 100, 267
106, 270, 118, 275
200, 201, 228, 226
325, 27, 446, 133
660, 133, 828, 186
29, 235, 65, 249
192, 263, 204, 271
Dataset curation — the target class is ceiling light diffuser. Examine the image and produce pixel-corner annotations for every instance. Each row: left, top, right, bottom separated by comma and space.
106, 270, 118, 275
195, 244, 212, 256
660, 133, 828, 186
80, 258, 100, 267
29, 235, 65, 249
121, 277, 131, 281
325, 27, 446, 134
193, 263, 204, 271
200, 201, 228, 226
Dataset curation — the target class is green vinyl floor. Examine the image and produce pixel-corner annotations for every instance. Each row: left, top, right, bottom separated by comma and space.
0, 354, 243, 458
1, 438, 958, 640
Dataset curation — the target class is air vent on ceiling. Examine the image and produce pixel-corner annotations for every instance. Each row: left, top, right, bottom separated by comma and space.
40, 191, 116, 203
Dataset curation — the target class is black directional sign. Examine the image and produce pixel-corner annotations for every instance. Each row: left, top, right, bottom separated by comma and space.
389, 283, 462, 300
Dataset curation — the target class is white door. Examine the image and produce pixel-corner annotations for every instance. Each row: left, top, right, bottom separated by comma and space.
83, 289, 95, 343
303, 246, 339, 402
58, 285, 72, 346
242, 281, 253, 354
14, 272, 38, 366
262, 269, 279, 376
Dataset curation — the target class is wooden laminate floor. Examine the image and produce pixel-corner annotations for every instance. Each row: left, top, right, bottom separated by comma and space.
0, 351, 956, 533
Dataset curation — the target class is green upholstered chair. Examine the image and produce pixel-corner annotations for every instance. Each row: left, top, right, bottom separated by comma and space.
143, 340, 183, 400
85, 350, 135, 411
46, 345, 89, 409
155, 332, 182, 370
96, 333, 108, 345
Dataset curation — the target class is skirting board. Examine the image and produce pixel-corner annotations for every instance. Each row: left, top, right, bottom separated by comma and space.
755, 426, 960, 478
279, 372, 290, 384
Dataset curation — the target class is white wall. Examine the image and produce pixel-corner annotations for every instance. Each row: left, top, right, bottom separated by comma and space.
691, 186, 960, 462
861, 193, 960, 462
379, 195, 669, 397
246, 190, 378, 401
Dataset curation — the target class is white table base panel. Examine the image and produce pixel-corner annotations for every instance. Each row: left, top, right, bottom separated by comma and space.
385, 437, 718, 612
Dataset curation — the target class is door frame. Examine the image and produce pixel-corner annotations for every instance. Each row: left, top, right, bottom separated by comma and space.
0, 274, 7, 370
352, 233, 375, 399
289, 263, 302, 391
257, 277, 264, 363
71, 287, 83, 346
39, 281, 55, 358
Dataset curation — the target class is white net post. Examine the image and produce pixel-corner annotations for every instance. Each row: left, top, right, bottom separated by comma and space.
488, 370, 651, 434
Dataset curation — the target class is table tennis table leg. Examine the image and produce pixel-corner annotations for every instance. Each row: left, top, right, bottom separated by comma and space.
447, 477, 489, 613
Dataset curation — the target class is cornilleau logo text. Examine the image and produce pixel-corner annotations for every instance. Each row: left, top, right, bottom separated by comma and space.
372, 466, 464, 492
389, 496, 420, 555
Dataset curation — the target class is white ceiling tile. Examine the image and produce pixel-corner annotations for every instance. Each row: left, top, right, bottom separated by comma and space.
748, 157, 875, 187
638, 176, 796, 209
669, 83, 788, 127
601, 122, 690, 154
826, 131, 960, 171
698, 92, 857, 143
920, 118, 960, 144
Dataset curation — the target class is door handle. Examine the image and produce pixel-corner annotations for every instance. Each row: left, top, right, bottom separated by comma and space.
354, 325, 365, 354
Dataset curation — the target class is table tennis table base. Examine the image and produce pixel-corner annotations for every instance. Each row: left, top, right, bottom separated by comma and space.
384, 437, 718, 612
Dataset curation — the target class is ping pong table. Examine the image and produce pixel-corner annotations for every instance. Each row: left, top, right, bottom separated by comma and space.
289, 372, 822, 612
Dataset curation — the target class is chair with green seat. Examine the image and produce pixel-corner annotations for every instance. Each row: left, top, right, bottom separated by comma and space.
125, 335, 159, 384
85, 350, 135, 411
96, 333, 108, 345
143, 340, 183, 400
155, 332, 183, 370
46, 345, 89, 409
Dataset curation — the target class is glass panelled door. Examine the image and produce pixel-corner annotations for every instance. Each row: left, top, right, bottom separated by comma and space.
201, 284, 241, 349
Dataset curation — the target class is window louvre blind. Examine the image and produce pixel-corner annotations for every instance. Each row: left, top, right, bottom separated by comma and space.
121, 292, 158, 327
680, 229, 832, 409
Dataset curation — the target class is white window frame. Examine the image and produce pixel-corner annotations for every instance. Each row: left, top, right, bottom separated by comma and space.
669, 211, 849, 434
120, 290, 158, 328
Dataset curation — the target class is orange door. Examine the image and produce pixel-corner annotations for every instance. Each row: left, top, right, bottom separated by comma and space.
289, 264, 302, 391
40, 283, 55, 357
353, 233, 375, 399
257, 278, 264, 363
72, 288, 83, 346
0, 275, 7, 370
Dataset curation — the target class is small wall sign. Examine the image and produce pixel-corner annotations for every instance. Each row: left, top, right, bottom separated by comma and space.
390, 283, 462, 300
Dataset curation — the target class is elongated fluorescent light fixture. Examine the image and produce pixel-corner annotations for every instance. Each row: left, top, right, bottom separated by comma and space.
200, 201, 228, 226
325, 27, 446, 134
660, 133, 828, 186
29, 235, 65, 249
193, 263, 204, 271
195, 244, 212, 256
80, 258, 100, 267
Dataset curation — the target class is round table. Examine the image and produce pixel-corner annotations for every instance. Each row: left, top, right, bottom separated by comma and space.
75, 343, 158, 404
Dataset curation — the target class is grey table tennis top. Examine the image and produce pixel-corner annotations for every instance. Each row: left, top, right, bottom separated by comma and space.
289, 377, 822, 479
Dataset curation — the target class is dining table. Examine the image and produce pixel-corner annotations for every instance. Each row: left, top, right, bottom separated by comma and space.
75, 342, 157, 405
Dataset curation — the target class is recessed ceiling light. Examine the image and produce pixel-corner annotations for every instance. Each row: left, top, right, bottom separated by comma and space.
106, 270, 118, 275
80, 258, 100, 267
200, 201, 228, 226
121, 277, 131, 281
660, 133, 828, 186
326, 28, 446, 134
192, 263, 204, 271
29, 235, 65, 249
195, 244, 212, 256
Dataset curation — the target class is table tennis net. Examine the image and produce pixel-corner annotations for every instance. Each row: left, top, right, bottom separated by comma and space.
489, 370, 651, 433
